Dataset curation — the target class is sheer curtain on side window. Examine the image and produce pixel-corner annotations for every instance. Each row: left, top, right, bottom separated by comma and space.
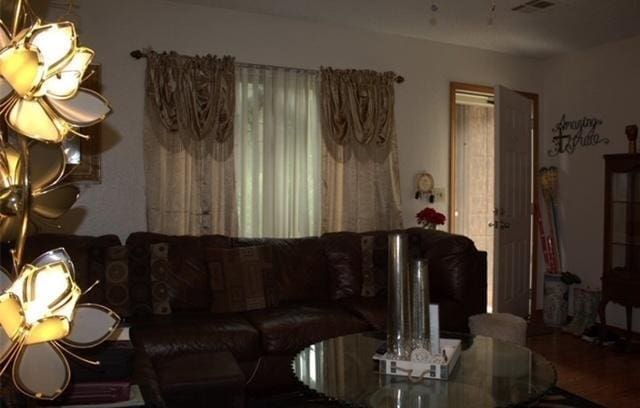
235, 66, 321, 238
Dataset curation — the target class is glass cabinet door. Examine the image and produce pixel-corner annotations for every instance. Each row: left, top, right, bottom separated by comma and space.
609, 169, 640, 272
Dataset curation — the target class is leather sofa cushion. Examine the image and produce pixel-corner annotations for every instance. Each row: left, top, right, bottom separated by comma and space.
126, 233, 233, 312
130, 313, 261, 362
156, 351, 245, 408
243, 304, 370, 354
341, 295, 469, 333
231, 237, 328, 302
340, 296, 386, 330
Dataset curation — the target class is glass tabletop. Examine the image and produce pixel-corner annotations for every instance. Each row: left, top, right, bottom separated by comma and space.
292, 332, 557, 408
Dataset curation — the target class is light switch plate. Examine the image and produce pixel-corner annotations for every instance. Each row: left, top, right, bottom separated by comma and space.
433, 188, 445, 202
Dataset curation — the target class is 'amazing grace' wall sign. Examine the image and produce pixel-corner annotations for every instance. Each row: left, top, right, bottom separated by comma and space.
548, 114, 608, 156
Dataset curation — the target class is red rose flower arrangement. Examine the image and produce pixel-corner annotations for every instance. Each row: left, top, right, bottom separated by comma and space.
416, 207, 446, 229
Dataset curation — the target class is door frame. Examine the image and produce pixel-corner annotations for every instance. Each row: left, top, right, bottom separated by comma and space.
448, 81, 540, 315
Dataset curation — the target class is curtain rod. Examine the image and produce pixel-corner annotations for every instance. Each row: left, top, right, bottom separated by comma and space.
129, 49, 405, 84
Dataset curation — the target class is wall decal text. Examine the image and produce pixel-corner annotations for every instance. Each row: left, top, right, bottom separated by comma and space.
548, 114, 607, 156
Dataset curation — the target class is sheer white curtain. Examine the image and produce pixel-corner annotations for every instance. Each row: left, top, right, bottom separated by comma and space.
234, 66, 321, 238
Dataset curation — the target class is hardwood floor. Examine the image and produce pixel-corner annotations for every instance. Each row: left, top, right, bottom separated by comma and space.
527, 329, 640, 407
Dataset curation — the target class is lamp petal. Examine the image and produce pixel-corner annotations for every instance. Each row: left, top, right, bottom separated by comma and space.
0, 78, 13, 101
18, 261, 77, 314
0, 216, 20, 242
29, 142, 65, 191
0, 266, 12, 292
25, 316, 69, 345
3, 144, 21, 186
31, 248, 73, 271
0, 44, 45, 97
32, 184, 79, 219
0, 292, 25, 340
42, 47, 94, 100
0, 322, 15, 366
60, 304, 120, 348
46, 88, 111, 127
13, 341, 70, 400
0, 20, 11, 48
7, 99, 67, 143
26, 22, 77, 74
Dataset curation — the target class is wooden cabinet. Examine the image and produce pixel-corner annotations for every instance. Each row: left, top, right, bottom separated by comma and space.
599, 154, 640, 342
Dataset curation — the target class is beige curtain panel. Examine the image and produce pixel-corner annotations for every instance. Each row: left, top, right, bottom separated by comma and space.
145, 50, 235, 142
143, 51, 238, 235
320, 67, 397, 146
320, 68, 403, 232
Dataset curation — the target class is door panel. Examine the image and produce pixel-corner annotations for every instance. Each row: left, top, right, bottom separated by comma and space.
494, 85, 532, 317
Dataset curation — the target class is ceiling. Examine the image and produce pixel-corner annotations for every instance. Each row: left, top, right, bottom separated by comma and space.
163, 0, 640, 58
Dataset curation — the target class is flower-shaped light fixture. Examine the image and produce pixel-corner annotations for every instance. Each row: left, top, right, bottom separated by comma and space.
0, 141, 78, 241
0, 20, 111, 143
0, 249, 120, 400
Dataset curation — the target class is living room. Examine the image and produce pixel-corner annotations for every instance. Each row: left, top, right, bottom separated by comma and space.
0, 0, 638, 407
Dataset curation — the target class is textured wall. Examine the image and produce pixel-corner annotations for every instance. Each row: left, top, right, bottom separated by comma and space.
540, 34, 640, 328
59, 0, 542, 240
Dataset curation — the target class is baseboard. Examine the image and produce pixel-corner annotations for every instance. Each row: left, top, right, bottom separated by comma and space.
529, 308, 639, 337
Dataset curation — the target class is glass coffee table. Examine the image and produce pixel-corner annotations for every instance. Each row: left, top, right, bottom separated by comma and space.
293, 332, 556, 407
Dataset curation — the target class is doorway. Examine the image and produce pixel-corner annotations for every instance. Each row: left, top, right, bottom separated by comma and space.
449, 82, 539, 317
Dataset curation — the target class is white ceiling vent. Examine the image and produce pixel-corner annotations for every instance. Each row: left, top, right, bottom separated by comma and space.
512, 0, 555, 13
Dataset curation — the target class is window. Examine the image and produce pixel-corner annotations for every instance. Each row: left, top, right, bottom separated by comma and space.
234, 66, 321, 238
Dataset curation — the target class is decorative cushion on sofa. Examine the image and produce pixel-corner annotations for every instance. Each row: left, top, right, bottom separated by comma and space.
149, 243, 172, 315
231, 237, 328, 302
126, 232, 234, 313
243, 304, 371, 354
104, 245, 131, 318
205, 246, 278, 313
128, 242, 154, 317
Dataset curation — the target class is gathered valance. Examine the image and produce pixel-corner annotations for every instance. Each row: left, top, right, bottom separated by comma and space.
145, 50, 235, 143
320, 67, 397, 146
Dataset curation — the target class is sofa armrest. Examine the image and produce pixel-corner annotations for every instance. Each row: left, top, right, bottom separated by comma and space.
132, 346, 167, 408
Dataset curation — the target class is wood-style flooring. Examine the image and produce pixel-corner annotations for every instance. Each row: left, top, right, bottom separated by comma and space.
527, 330, 640, 407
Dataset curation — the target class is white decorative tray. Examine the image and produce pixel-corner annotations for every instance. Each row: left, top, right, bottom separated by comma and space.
373, 338, 461, 380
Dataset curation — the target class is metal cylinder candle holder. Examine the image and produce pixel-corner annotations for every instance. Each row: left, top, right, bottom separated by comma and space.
410, 259, 430, 350
387, 232, 411, 359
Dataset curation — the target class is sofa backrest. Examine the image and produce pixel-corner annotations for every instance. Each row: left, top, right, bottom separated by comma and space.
230, 237, 328, 303
125, 233, 329, 315
322, 228, 484, 307
8, 229, 485, 321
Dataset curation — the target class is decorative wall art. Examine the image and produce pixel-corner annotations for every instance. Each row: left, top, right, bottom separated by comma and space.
548, 114, 607, 156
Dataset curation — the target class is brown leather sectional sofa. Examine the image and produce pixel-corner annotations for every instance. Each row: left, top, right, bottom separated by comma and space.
9, 228, 486, 407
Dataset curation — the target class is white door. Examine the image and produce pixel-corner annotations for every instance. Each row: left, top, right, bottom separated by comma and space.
493, 85, 532, 317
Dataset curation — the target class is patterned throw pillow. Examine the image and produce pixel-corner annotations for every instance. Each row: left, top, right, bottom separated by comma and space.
205, 246, 278, 313
149, 243, 172, 315
127, 242, 154, 317
104, 245, 131, 318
